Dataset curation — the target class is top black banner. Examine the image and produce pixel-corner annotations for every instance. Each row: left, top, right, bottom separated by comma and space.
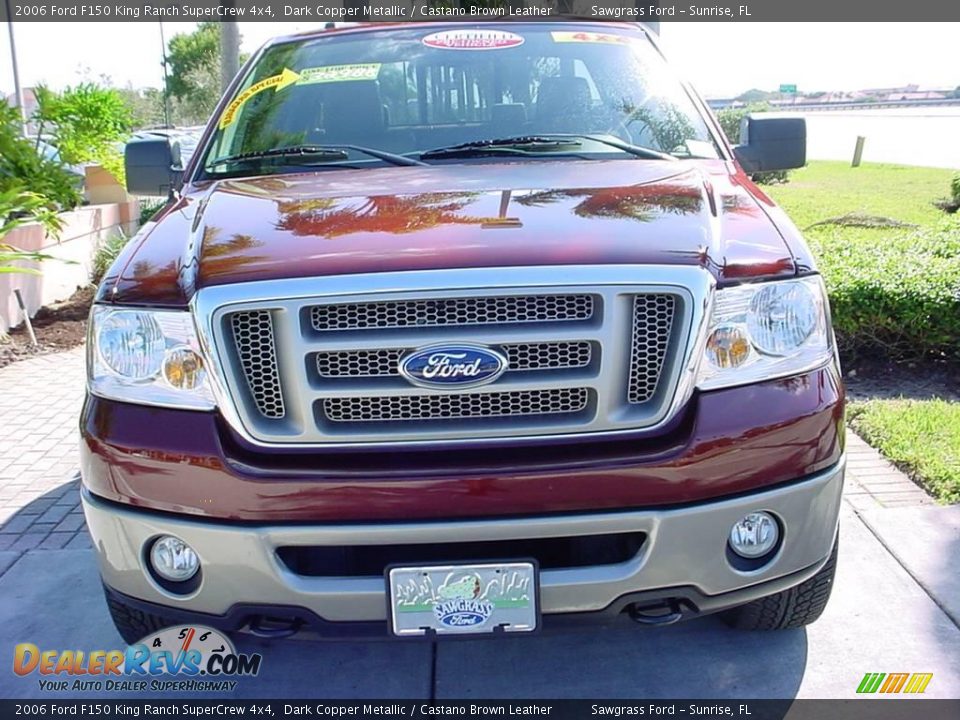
2, 0, 959, 23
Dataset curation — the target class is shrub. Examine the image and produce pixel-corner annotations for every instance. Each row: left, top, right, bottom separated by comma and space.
0, 104, 81, 211
33, 83, 133, 185
138, 198, 168, 226
0, 187, 64, 241
810, 218, 960, 362
716, 103, 791, 185
1, 187, 66, 277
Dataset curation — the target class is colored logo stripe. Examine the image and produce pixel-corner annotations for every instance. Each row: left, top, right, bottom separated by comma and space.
857, 673, 885, 693
904, 673, 933, 694
879, 673, 909, 693
857, 672, 932, 694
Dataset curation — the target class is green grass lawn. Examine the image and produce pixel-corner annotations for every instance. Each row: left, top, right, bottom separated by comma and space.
766, 162, 959, 504
849, 400, 960, 504
767, 161, 953, 228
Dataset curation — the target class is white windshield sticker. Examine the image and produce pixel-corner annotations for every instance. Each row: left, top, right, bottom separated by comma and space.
421, 29, 524, 51
297, 63, 382, 85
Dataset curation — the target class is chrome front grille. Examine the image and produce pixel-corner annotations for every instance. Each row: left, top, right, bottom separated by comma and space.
230, 310, 285, 419
627, 295, 677, 404
322, 388, 590, 424
315, 341, 593, 379
204, 267, 705, 447
310, 294, 594, 332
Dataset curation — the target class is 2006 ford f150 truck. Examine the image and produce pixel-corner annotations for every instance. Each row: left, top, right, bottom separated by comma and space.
83, 21, 844, 642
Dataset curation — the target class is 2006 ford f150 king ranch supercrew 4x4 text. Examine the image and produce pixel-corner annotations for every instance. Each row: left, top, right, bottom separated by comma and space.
82, 22, 844, 642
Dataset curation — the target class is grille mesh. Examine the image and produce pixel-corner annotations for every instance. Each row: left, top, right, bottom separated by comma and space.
323, 388, 589, 423
315, 342, 592, 378
627, 294, 676, 404
310, 295, 594, 332
230, 310, 285, 418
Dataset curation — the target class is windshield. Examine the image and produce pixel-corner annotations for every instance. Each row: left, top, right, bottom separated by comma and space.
199, 25, 718, 177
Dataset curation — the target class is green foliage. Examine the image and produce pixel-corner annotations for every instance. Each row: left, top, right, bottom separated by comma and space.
813, 220, 960, 361
116, 86, 168, 129
0, 187, 64, 241
628, 103, 697, 154
735, 88, 774, 103
767, 162, 960, 363
849, 399, 960, 504
715, 103, 790, 185
138, 198, 168, 226
952, 173, 960, 204
0, 188, 66, 276
0, 104, 81, 212
165, 23, 229, 125
92, 230, 131, 283
34, 83, 134, 184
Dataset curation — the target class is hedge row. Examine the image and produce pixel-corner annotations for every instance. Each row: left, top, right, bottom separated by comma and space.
809, 218, 960, 362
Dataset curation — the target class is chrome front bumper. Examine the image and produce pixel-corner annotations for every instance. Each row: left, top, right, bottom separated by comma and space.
82, 458, 844, 624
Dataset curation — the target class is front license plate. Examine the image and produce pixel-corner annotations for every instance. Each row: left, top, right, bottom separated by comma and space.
387, 561, 538, 637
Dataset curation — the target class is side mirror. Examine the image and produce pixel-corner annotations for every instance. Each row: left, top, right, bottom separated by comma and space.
124, 137, 184, 196
733, 116, 806, 173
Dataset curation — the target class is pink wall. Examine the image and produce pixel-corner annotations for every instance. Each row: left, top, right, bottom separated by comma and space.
1, 201, 139, 333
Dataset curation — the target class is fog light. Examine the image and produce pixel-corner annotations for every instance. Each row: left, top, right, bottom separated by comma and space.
729, 512, 779, 559
150, 536, 199, 582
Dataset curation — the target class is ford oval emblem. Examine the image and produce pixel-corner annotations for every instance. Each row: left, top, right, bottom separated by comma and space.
399, 344, 508, 390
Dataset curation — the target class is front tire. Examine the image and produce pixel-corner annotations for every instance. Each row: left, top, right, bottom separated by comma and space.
721, 535, 838, 630
103, 586, 177, 644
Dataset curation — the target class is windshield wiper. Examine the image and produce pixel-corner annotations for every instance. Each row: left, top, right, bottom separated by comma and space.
208, 144, 427, 169
420, 135, 678, 162
571, 135, 679, 162
420, 136, 585, 161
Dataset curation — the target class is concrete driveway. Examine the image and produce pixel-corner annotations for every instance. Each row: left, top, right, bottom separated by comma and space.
1, 349, 958, 699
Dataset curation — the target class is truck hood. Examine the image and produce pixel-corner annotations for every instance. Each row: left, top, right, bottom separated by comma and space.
110, 159, 801, 306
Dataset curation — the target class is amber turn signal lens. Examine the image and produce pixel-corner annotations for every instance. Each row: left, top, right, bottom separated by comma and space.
163, 347, 206, 390
705, 325, 751, 369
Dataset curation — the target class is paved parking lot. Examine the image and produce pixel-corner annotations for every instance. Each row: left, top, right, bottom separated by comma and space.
0, 348, 958, 699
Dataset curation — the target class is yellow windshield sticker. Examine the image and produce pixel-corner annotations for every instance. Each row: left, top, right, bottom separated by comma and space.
218, 68, 301, 129
550, 31, 635, 46
296, 63, 382, 86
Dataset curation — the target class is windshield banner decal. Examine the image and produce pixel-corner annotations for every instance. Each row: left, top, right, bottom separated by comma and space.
218, 67, 301, 129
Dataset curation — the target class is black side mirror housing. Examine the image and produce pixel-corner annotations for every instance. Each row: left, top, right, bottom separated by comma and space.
124, 137, 184, 196
733, 116, 806, 173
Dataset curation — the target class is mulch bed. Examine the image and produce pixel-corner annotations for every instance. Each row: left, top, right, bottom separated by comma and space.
845, 356, 960, 403
0, 286, 94, 370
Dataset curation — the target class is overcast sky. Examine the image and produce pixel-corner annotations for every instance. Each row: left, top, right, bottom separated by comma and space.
0, 22, 956, 99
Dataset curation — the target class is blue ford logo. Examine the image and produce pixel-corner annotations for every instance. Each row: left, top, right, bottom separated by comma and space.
399, 344, 507, 389
434, 599, 494, 628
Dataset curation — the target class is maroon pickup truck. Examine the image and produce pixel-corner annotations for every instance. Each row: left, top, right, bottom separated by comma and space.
82, 21, 843, 642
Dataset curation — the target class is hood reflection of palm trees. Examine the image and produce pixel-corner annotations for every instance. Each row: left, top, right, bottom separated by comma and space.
129, 231, 268, 289
515, 182, 703, 223
200, 231, 267, 276
276, 193, 498, 238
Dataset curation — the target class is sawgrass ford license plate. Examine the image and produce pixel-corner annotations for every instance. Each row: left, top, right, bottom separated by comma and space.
388, 562, 539, 636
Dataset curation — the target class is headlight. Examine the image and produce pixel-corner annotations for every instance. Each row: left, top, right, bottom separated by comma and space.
696, 276, 833, 390
88, 307, 216, 410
